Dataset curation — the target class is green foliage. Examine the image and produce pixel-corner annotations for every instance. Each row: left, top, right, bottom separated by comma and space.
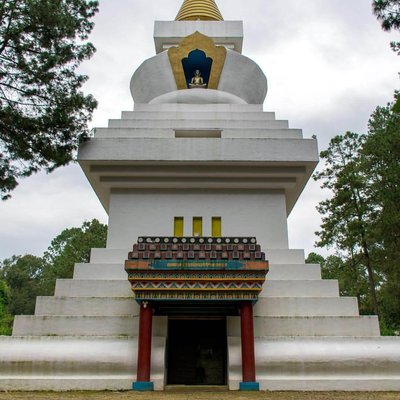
306, 252, 371, 315
41, 219, 107, 295
313, 132, 380, 316
314, 132, 370, 251
0, 279, 13, 335
0, 0, 99, 200
305, 252, 325, 265
373, 0, 400, 30
313, 96, 400, 334
0, 219, 107, 334
364, 96, 400, 334
0, 254, 44, 316
372, 0, 400, 53
364, 96, 400, 259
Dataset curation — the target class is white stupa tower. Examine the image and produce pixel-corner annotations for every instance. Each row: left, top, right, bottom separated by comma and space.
1, 0, 399, 391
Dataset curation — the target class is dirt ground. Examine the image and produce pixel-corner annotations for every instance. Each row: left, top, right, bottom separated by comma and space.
0, 392, 399, 400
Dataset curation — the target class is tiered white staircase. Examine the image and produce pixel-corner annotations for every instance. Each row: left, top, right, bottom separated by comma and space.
2, 247, 397, 391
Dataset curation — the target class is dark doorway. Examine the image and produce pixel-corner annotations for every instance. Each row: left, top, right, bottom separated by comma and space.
167, 318, 227, 385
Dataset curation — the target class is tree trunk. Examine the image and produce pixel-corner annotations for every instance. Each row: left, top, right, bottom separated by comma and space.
361, 240, 380, 317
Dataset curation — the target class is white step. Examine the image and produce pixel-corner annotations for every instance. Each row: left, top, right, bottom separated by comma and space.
254, 297, 359, 316
227, 316, 380, 337
90, 248, 130, 264
35, 296, 358, 318
55, 279, 133, 297
94, 127, 174, 138
107, 118, 289, 130
121, 110, 276, 121
89, 248, 306, 265
222, 129, 302, 139
260, 280, 339, 297
266, 249, 305, 264
73, 263, 126, 280
267, 264, 321, 280
56, 279, 339, 298
94, 127, 301, 139
133, 103, 263, 113
73, 262, 320, 280
35, 296, 138, 316
12, 315, 167, 337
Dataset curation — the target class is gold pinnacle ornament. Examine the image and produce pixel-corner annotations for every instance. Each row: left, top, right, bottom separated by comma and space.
175, 0, 224, 21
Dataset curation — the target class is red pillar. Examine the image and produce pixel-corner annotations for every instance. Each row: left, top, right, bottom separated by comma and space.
133, 301, 154, 391
240, 301, 259, 391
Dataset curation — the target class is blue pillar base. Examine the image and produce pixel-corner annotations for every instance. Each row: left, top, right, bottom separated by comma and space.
132, 381, 154, 391
239, 382, 260, 391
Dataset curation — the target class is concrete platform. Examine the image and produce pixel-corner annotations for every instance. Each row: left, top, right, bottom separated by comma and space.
0, 336, 166, 391
228, 336, 400, 391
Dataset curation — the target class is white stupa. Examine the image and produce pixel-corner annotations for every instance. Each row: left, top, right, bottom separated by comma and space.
1, 0, 399, 391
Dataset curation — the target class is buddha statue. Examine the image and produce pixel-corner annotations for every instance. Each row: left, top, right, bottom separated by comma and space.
189, 69, 207, 88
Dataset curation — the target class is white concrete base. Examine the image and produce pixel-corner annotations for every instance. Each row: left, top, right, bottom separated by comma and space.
0, 379, 134, 392
228, 337, 400, 391
0, 336, 166, 391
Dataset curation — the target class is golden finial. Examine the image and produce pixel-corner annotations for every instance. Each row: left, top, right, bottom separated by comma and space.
175, 0, 224, 21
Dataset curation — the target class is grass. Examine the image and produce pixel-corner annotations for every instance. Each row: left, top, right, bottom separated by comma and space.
0, 392, 399, 400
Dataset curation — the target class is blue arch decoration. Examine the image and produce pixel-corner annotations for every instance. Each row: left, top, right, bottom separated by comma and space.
182, 49, 213, 88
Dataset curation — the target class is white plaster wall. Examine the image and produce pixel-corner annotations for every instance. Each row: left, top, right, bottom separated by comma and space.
153, 21, 244, 54
130, 51, 177, 104
106, 189, 288, 250
218, 49, 267, 104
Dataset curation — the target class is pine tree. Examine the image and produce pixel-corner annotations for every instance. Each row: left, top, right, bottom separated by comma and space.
0, 0, 99, 199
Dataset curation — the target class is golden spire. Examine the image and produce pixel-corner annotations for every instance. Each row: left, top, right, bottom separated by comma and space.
175, 0, 224, 21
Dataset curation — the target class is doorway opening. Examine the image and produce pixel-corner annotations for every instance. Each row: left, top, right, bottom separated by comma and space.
167, 318, 227, 386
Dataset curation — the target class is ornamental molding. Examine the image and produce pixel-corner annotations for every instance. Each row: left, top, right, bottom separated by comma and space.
168, 31, 226, 90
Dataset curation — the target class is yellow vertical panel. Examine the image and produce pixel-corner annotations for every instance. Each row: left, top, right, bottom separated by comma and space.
193, 217, 203, 237
174, 217, 184, 237
211, 217, 221, 237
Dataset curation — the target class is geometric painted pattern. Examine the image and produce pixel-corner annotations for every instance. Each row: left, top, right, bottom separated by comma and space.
125, 236, 269, 302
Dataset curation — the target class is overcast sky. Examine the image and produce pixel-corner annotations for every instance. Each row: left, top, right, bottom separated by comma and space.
0, 0, 399, 261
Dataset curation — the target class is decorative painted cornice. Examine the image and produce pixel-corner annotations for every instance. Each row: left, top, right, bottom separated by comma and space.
124, 236, 269, 303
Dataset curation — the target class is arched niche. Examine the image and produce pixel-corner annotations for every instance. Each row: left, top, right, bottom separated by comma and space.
182, 49, 213, 88
168, 31, 226, 90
